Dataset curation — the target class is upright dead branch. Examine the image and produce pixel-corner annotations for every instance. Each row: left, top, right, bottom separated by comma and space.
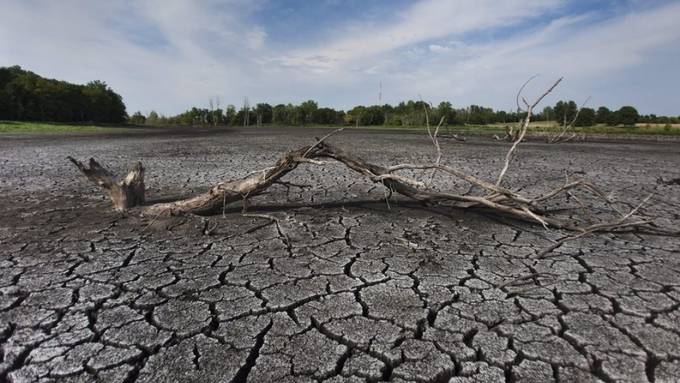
496, 77, 563, 186
422, 102, 445, 185
506, 75, 539, 142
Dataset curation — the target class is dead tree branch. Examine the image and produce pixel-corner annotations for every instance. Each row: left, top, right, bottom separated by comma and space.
69, 77, 675, 254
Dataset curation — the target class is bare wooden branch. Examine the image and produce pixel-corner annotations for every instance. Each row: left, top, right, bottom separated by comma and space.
69, 136, 671, 249
515, 75, 539, 113
497, 78, 563, 186
69, 77, 675, 256
68, 157, 144, 211
537, 194, 654, 258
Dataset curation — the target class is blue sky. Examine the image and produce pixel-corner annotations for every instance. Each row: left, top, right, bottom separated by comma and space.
1, 0, 679, 115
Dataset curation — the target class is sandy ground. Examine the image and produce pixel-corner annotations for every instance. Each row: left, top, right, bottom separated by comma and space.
1, 128, 680, 383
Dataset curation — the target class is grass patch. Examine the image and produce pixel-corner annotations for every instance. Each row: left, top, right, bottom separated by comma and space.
0, 121, 134, 134
259, 123, 507, 135
255, 122, 680, 136
374, 122, 680, 136
6, 120, 678, 137
528, 123, 680, 136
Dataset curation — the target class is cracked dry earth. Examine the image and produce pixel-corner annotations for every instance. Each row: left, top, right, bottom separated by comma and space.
1, 128, 680, 383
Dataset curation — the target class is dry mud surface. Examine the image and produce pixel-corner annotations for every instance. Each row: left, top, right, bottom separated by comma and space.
1, 128, 680, 383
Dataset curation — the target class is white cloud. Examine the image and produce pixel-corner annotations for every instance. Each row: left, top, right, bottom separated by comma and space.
428, 44, 451, 54
0, 0, 268, 114
1, 0, 679, 115
380, 2, 680, 113
275, 0, 564, 72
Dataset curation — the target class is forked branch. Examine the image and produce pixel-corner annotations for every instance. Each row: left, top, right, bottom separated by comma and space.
69, 78, 674, 256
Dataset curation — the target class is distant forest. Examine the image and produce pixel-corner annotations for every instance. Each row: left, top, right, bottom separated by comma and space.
135, 99, 679, 128
2, 66, 678, 127
0, 66, 126, 123
133, 94, 680, 128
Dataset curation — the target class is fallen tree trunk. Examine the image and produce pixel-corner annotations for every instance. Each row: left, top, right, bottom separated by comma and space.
68, 142, 433, 216
68, 78, 678, 253
68, 140, 663, 236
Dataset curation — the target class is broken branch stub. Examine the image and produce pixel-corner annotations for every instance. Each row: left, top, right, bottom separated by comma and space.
67, 157, 145, 211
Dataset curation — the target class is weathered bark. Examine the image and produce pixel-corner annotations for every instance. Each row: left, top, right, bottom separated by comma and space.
69, 143, 421, 216
63, 142, 592, 229
67, 157, 145, 211
69, 140, 676, 242
68, 77, 678, 256
144, 145, 314, 215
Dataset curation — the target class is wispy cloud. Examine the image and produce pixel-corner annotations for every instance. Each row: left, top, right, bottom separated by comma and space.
378, 2, 680, 112
274, 0, 564, 72
0, 0, 268, 113
1, 0, 679, 115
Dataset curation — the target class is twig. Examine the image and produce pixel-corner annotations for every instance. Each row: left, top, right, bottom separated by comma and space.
141, 208, 167, 232
516, 75, 539, 113
302, 127, 345, 158
537, 194, 654, 258
387, 163, 533, 205
548, 96, 591, 144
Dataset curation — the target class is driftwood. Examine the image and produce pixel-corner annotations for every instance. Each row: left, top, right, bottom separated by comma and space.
67, 157, 145, 211
69, 79, 677, 255
68, 137, 669, 235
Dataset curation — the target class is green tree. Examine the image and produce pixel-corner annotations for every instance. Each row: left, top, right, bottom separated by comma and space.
467, 105, 495, 125
129, 111, 146, 125
147, 111, 160, 125
254, 103, 273, 125
437, 101, 459, 124
554, 101, 578, 125
541, 106, 554, 121
617, 106, 639, 127
225, 105, 237, 125
0, 66, 127, 123
81, 81, 127, 123
345, 106, 366, 126
596, 107, 612, 125
361, 106, 385, 125
313, 107, 342, 124
272, 104, 287, 125
298, 100, 318, 125
575, 108, 596, 127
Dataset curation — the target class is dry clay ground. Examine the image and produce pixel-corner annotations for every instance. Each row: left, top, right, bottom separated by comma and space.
1, 128, 680, 383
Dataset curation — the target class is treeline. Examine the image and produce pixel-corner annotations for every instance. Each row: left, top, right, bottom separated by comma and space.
543, 102, 674, 127
131, 100, 345, 127
0, 66, 126, 123
133, 100, 525, 127
134, 99, 679, 128
3, 66, 678, 127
